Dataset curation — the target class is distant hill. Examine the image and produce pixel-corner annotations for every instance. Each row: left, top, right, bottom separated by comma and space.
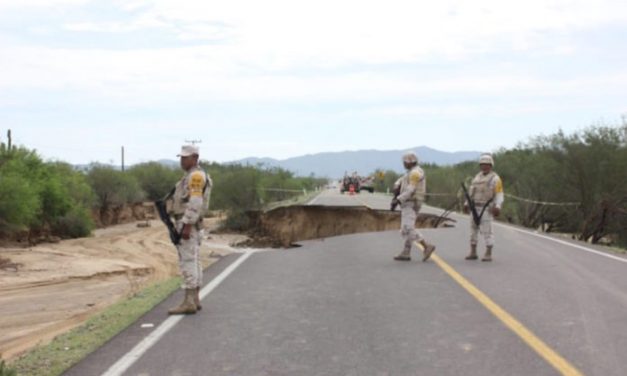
230, 146, 481, 178
74, 147, 480, 178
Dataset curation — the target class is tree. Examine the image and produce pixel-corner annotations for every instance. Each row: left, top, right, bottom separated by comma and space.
87, 165, 145, 224
128, 162, 181, 201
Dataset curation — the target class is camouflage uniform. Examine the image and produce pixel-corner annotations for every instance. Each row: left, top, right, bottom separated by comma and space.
465, 154, 504, 261
165, 145, 212, 315
468, 171, 503, 248
394, 152, 436, 261
398, 165, 426, 246
171, 166, 212, 289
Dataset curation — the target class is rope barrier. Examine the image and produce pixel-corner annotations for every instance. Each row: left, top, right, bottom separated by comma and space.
504, 193, 580, 207
385, 191, 581, 207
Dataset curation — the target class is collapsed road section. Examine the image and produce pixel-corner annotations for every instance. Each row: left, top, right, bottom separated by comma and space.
241, 205, 455, 248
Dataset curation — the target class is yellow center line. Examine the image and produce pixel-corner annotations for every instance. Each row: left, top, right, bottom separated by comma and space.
423, 248, 584, 376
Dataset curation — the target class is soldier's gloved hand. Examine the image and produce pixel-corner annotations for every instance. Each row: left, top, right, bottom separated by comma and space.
181, 223, 192, 240
463, 204, 469, 214
390, 198, 400, 211
492, 207, 501, 217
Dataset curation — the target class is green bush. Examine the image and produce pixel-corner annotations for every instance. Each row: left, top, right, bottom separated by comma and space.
0, 173, 40, 229
0, 360, 17, 376
0, 157, 41, 230
128, 162, 181, 201
0, 144, 95, 239
51, 207, 94, 239
88, 165, 145, 207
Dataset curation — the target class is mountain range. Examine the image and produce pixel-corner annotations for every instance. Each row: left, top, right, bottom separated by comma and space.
75, 147, 481, 177
230, 146, 481, 178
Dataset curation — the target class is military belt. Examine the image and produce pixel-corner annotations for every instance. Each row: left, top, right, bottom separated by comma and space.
172, 215, 203, 230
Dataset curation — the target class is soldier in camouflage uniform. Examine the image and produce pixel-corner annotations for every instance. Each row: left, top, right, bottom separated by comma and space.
391, 151, 436, 262
464, 154, 504, 262
168, 145, 212, 315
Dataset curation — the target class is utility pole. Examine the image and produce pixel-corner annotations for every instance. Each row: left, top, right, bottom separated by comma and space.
121, 146, 125, 171
7, 129, 12, 151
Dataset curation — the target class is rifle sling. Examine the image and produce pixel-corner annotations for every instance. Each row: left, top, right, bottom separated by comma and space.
461, 183, 494, 226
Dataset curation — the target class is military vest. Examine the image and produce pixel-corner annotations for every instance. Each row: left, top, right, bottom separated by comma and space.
401, 166, 426, 202
171, 166, 211, 217
470, 171, 497, 206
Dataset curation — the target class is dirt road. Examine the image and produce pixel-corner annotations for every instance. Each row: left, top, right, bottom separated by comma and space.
0, 220, 244, 360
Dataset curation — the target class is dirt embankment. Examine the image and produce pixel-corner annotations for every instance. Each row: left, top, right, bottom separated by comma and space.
0, 202, 158, 248
0, 219, 244, 361
91, 202, 157, 228
241, 205, 455, 248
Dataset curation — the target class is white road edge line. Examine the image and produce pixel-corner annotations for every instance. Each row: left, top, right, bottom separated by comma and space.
306, 193, 321, 205
101, 250, 255, 376
493, 221, 627, 264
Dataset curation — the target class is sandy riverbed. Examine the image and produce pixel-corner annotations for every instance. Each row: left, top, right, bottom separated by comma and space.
0, 219, 247, 360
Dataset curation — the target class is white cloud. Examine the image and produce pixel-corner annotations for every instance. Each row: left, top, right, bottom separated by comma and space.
0, 0, 87, 9
108, 0, 627, 67
1, 36, 625, 108
1, 0, 626, 127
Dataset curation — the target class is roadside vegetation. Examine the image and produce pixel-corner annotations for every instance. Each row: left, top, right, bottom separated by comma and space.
0, 360, 16, 376
0, 136, 326, 242
0, 144, 96, 241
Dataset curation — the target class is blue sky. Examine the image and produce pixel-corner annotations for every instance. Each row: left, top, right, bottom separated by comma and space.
1, 0, 625, 165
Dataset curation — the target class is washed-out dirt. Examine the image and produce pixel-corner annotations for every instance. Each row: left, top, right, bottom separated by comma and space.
0, 219, 245, 361
241, 205, 455, 247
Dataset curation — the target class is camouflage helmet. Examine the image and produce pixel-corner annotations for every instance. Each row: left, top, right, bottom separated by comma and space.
402, 151, 419, 164
479, 153, 494, 166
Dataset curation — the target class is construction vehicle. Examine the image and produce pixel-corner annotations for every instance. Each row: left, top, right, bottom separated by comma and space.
340, 173, 361, 194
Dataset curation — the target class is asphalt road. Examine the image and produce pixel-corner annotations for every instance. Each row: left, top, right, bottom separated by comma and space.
65, 189, 627, 376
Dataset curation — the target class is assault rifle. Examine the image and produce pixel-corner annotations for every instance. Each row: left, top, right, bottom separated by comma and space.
390, 185, 402, 211
155, 198, 181, 246
461, 183, 492, 226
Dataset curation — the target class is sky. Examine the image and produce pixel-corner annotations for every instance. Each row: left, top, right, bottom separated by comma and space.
1, 0, 626, 166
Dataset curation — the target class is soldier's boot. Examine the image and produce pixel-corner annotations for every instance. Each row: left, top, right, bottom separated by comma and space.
465, 244, 478, 260
420, 240, 436, 262
195, 287, 202, 311
394, 246, 411, 261
168, 289, 197, 315
482, 246, 493, 262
